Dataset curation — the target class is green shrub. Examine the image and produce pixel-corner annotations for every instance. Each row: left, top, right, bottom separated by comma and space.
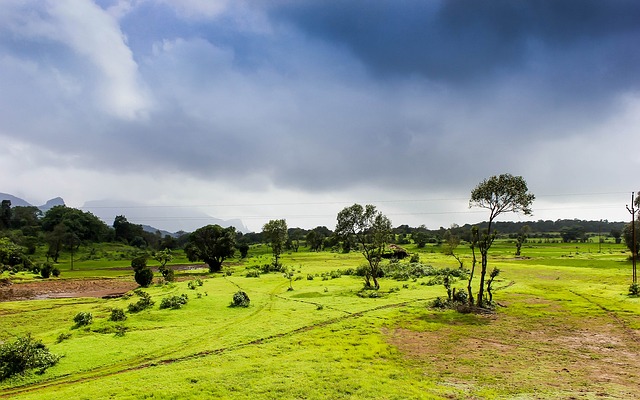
260, 263, 283, 273
40, 263, 53, 279
231, 291, 250, 307
134, 268, 154, 287
431, 297, 447, 309
0, 335, 61, 381
109, 308, 127, 322
56, 333, 71, 343
629, 283, 640, 297
245, 270, 260, 278
51, 267, 61, 277
114, 325, 127, 337
306, 274, 314, 280
159, 294, 189, 309
73, 312, 93, 327
187, 278, 204, 290
158, 266, 175, 282
127, 290, 155, 313
131, 256, 147, 272
452, 289, 468, 304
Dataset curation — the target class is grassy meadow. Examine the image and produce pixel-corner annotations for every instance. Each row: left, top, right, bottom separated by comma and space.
1, 239, 639, 399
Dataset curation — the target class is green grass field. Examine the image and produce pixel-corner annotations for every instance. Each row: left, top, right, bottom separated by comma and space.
1, 241, 639, 399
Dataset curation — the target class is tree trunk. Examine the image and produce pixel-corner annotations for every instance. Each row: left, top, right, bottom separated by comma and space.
476, 251, 488, 307
206, 258, 222, 273
468, 247, 476, 306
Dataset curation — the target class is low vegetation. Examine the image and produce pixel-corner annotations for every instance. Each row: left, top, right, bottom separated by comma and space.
1, 186, 639, 398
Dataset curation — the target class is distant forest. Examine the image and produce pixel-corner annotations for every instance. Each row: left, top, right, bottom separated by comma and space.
0, 200, 630, 260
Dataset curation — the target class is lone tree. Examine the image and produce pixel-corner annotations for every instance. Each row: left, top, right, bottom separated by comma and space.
185, 225, 236, 273
262, 219, 288, 267
335, 204, 392, 290
469, 174, 534, 307
442, 228, 463, 268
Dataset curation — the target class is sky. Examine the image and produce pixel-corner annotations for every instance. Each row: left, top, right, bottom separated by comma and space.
1, 0, 639, 233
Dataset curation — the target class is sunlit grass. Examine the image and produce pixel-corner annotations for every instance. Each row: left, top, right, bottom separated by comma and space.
2, 240, 639, 399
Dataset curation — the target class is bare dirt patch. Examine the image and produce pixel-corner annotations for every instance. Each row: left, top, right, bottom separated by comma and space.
0, 278, 139, 301
384, 309, 640, 398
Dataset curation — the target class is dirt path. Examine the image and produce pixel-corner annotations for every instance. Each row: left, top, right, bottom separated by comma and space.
0, 264, 208, 302
0, 278, 139, 301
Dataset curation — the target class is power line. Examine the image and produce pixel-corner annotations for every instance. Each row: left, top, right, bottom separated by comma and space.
80, 191, 628, 210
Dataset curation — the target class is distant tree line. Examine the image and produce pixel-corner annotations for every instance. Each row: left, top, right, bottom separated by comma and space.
0, 196, 635, 275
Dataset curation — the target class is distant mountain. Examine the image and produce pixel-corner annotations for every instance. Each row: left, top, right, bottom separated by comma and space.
0, 193, 248, 233
38, 197, 65, 212
141, 225, 179, 238
81, 199, 249, 234
0, 193, 32, 207
0, 193, 65, 211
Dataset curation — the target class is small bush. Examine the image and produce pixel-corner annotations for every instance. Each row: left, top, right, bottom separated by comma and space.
0, 335, 61, 380
40, 263, 53, 279
56, 333, 71, 343
127, 290, 155, 313
114, 325, 127, 337
409, 253, 420, 263
231, 291, 250, 307
245, 270, 260, 278
73, 312, 93, 327
131, 256, 147, 272
109, 308, 127, 322
452, 289, 468, 304
134, 268, 154, 287
158, 266, 175, 283
159, 294, 189, 309
260, 263, 283, 273
187, 278, 203, 290
51, 267, 60, 277
629, 283, 640, 297
306, 274, 314, 280
431, 297, 447, 309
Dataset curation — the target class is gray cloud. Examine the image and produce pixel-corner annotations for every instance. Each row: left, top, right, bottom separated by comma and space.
1, 0, 638, 229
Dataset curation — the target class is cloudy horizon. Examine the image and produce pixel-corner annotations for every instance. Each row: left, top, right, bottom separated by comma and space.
1, 0, 639, 232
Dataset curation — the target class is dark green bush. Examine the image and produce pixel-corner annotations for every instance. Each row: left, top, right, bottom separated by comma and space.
187, 278, 204, 290
231, 291, 250, 307
134, 268, 154, 287
40, 263, 53, 279
109, 308, 127, 322
131, 256, 147, 272
629, 283, 640, 297
56, 333, 71, 343
73, 312, 93, 327
430, 297, 447, 309
0, 335, 61, 381
259, 263, 283, 273
158, 266, 175, 282
452, 289, 468, 304
51, 267, 61, 277
159, 294, 189, 309
127, 290, 155, 313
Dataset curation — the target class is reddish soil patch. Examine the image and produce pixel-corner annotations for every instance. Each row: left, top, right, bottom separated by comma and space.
0, 278, 139, 302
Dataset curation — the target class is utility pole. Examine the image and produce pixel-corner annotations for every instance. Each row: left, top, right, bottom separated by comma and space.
627, 192, 637, 284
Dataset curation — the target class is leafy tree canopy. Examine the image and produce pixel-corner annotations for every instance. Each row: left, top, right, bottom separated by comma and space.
185, 225, 236, 273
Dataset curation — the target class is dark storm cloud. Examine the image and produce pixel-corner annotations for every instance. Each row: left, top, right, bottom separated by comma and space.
1, 0, 638, 213
267, 0, 640, 87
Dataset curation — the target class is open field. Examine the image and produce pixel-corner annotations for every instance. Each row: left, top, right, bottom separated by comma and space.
1, 241, 639, 399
